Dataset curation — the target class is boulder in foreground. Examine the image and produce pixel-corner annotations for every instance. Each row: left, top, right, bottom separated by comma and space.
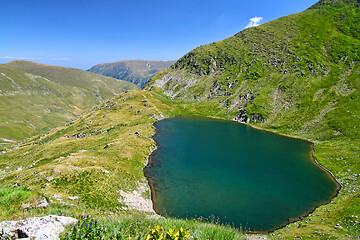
0, 215, 77, 240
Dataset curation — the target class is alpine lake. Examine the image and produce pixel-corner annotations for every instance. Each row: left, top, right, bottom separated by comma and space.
143, 116, 340, 233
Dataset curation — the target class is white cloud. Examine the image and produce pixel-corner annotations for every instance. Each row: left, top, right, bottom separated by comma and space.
52, 58, 71, 61
1, 56, 42, 60
245, 16, 263, 29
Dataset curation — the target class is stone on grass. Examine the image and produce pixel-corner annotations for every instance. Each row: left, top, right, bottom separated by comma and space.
0, 215, 77, 240
21, 197, 49, 210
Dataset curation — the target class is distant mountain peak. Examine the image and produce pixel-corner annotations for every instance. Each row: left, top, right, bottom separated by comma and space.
88, 59, 175, 88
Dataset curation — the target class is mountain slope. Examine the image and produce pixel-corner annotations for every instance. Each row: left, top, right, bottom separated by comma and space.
0, 61, 139, 142
146, 0, 360, 238
88, 60, 175, 88
4, 60, 139, 93
148, 0, 360, 140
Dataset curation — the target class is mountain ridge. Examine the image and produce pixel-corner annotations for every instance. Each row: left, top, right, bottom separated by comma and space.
309, 0, 360, 9
0, 61, 139, 141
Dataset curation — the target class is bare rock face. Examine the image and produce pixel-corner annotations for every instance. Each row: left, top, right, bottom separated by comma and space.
0, 215, 77, 239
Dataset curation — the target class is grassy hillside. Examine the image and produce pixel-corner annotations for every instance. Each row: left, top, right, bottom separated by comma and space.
145, 0, 360, 238
88, 60, 175, 88
0, 61, 139, 142
4, 60, 139, 92
0, 90, 248, 239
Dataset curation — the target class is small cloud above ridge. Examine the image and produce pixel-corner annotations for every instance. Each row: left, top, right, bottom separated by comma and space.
245, 16, 263, 29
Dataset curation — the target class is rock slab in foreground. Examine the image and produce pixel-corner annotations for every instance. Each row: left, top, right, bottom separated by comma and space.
0, 215, 77, 239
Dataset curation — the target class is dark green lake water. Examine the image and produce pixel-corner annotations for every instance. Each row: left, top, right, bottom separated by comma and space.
144, 116, 340, 232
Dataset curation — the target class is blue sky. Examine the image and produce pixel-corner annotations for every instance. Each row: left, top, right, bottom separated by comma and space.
1, 0, 318, 70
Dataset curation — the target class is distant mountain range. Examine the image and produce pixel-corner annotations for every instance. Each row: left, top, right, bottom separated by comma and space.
0, 60, 138, 141
88, 60, 175, 88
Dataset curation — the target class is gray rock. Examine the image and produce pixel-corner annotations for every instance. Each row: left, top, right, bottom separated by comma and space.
46, 177, 54, 182
0, 215, 77, 240
235, 110, 249, 123
21, 198, 49, 210
68, 196, 79, 200
250, 113, 265, 122
20, 203, 31, 211
36, 198, 49, 209
334, 224, 343, 229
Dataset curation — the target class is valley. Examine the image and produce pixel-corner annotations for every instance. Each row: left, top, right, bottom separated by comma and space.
0, 61, 138, 142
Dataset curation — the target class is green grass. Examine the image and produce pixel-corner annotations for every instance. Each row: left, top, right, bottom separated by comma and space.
0, 61, 139, 141
0, 187, 37, 220
0, 91, 167, 214
59, 214, 246, 240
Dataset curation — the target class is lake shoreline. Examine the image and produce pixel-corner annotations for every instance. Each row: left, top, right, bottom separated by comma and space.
143, 114, 342, 234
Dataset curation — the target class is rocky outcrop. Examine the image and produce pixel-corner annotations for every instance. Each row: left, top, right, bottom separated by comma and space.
235, 110, 250, 123
0, 215, 77, 240
250, 113, 265, 122
209, 81, 231, 99
235, 110, 265, 123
